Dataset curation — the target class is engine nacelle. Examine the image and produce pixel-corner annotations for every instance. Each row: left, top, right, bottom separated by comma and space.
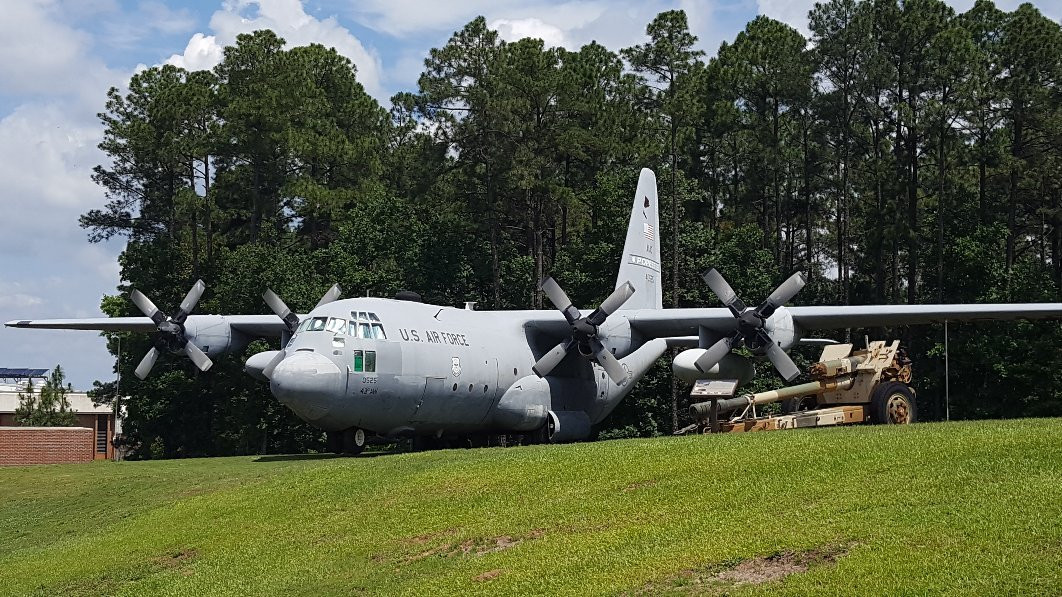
183, 315, 249, 356
545, 410, 592, 443
244, 350, 280, 382
597, 316, 633, 359
762, 305, 798, 354
672, 351, 755, 385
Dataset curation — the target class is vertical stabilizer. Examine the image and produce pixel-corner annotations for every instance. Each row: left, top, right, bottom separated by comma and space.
616, 168, 662, 310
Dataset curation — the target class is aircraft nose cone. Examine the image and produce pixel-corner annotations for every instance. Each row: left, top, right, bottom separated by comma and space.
269, 351, 342, 423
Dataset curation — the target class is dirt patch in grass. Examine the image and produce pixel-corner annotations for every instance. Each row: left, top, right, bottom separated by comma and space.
474, 568, 503, 582
402, 529, 546, 563
151, 548, 198, 577
153, 548, 198, 569
636, 542, 855, 594
622, 480, 658, 492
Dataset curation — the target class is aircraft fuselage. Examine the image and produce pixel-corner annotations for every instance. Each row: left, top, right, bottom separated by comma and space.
258, 297, 644, 439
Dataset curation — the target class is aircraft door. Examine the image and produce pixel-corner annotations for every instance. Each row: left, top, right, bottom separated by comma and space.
411, 353, 496, 430
479, 357, 502, 423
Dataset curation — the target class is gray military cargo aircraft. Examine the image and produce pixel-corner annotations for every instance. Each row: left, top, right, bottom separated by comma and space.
9, 168, 1062, 452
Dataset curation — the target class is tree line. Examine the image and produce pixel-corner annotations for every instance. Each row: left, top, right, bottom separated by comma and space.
82, 1, 1062, 457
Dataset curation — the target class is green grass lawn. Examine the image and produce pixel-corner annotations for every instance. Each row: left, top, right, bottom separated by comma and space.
1, 419, 1060, 596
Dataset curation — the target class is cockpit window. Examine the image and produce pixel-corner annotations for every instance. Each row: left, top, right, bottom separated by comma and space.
347, 311, 387, 340
325, 317, 347, 334
307, 317, 328, 332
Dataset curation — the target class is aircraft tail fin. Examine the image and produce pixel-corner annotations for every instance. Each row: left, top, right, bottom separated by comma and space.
616, 168, 663, 310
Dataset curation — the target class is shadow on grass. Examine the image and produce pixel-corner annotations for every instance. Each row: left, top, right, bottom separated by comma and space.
253, 453, 345, 462
253, 449, 407, 462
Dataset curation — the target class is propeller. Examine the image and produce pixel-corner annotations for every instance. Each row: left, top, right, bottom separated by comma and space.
130, 280, 212, 380
532, 277, 636, 385
695, 269, 807, 382
260, 283, 343, 379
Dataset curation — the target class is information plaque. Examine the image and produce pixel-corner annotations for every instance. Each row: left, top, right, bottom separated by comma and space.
689, 379, 739, 398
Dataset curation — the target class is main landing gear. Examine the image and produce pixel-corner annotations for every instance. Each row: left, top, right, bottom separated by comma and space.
326, 427, 368, 455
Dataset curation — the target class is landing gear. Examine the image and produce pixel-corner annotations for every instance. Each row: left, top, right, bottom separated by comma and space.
326, 428, 369, 454
342, 427, 368, 455
326, 431, 343, 454
871, 382, 917, 425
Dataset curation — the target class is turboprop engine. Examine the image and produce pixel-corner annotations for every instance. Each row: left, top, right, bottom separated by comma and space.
691, 269, 807, 382
128, 280, 247, 379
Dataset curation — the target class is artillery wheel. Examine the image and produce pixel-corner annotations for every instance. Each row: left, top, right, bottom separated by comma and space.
871, 382, 917, 425
781, 395, 818, 414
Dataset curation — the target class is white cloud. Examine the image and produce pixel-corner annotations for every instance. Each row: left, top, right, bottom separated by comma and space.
0, 0, 127, 389
0, 282, 44, 310
167, 33, 226, 71
0, 294, 43, 309
167, 0, 386, 101
490, 17, 569, 48
353, 0, 608, 38
755, 0, 814, 36
0, 103, 103, 211
0, 0, 118, 101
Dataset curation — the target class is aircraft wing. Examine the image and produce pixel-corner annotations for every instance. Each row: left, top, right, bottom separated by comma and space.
786, 303, 1062, 329
626, 303, 1062, 338
4, 314, 289, 337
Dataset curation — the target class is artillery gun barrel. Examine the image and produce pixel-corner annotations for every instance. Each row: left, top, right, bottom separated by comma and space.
690, 376, 856, 418
808, 355, 866, 379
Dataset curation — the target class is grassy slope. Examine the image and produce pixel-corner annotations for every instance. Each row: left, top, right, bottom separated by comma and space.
1, 419, 1060, 596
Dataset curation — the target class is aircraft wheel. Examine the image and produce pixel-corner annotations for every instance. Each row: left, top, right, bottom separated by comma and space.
871, 382, 917, 425
781, 395, 817, 414
343, 427, 367, 455
412, 435, 439, 451
326, 431, 343, 454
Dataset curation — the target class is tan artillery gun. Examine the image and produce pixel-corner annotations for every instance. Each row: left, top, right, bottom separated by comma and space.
687, 340, 916, 434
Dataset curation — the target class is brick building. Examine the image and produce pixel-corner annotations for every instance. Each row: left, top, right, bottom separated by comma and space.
0, 427, 95, 465
0, 369, 120, 465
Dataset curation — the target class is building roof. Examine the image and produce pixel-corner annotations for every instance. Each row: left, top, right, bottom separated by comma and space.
0, 392, 113, 415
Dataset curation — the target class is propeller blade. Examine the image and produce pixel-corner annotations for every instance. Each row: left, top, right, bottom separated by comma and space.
532, 339, 575, 378
586, 282, 636, 326
590, 338, 628, 385
313, 284, 343, 310
703, 269, 746, 316
263, 289, 300, 331
131, 289, 165, 325
134, 347, 160, 380
758, 271, 807, 319
175, 279, 206, 321
262, 349, 287, 380
693, 335, 735, 374
183, 341, 214, 372
764, 341, 801, 382
540, 277, 581, 324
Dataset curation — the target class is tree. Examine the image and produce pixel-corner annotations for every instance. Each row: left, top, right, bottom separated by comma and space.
622, 10, 704, 430
15, 367, 77, 427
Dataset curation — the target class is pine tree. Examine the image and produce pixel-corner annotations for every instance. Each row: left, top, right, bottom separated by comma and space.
14, 366, 77, 427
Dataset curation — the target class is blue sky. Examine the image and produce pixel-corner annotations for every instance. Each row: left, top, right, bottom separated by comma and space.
0, 0, 1055, 390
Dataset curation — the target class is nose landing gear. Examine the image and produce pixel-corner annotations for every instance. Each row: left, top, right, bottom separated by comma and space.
326, 427, 368, 455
